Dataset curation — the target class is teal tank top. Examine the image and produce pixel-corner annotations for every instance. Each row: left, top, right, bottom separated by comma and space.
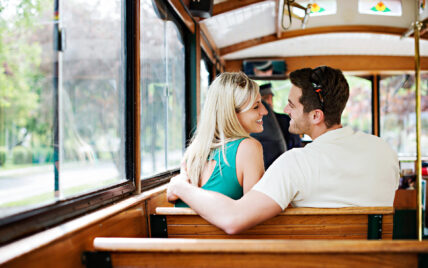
175, 138, 246, 207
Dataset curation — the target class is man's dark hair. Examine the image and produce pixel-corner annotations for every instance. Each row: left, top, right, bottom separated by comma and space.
289, 66, 349, 128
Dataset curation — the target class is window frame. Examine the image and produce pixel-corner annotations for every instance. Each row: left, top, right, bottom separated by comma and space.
139, 0, 188, 181
0, 0, 137, 245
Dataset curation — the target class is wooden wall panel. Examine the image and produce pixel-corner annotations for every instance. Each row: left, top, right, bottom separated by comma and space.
111, 252, 417, 268
146, 189, 173, 215
1, 184, 172, 268
4, 204, 147, 268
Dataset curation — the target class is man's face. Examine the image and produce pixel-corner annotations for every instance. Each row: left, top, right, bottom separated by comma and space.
283, 85, 311, 135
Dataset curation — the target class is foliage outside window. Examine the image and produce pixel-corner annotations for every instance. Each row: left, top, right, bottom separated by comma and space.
342, 76, 372, 134
140, 0, 185, 178
0, 0, 125, 219
380, 74, 428, 157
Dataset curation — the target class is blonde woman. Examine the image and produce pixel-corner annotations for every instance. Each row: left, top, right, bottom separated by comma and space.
175, 72, 268, 207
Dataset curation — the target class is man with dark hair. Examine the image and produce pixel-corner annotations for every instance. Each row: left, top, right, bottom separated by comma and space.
251, 83, 301, 169
260, 83, 302, 150
168, 66, 399, 235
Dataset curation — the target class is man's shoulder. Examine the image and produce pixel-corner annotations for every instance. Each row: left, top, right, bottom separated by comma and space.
341, 129, 397, 159
353, 130, 392, 148
275, 147, 309, 163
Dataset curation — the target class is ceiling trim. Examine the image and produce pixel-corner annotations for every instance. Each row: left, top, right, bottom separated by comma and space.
219, 25, 426, 56
212, 0, 268, 16
225, 55, 428, 73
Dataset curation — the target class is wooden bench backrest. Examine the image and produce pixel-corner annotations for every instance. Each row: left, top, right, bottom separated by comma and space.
89, 237, 428, 268
151, 207, 394, 239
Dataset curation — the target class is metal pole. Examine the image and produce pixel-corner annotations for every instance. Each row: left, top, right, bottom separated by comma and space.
414, 19, 423, 241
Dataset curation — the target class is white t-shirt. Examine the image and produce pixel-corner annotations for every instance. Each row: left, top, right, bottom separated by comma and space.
252, 126, 399, 210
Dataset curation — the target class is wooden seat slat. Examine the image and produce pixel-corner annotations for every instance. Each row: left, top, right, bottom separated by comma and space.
93, 238, 428, 253
93, 238, 425, 267
156, 207, 394, 216
168, 224, 386, 236
167, 214, 371, 225
166, 214, 393, 225
109, 252, 416, 267
167, 234, 369, 239
153, 207, 394, 240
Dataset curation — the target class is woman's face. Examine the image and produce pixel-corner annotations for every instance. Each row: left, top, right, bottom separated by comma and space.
236, 93, 268, 134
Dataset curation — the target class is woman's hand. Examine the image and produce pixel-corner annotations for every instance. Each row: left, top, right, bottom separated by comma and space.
167, 173, 190, 203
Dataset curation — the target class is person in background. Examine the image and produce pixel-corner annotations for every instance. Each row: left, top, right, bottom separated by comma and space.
251, 83, 302, 169
168, 66, 399, 234
174, 72, 267, 207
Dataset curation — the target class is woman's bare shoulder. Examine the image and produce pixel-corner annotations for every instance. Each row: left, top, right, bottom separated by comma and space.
237, 137, 263, 159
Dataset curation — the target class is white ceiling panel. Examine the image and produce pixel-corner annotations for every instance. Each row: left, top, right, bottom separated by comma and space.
223, 33, 428, 59
201, 1, 276, 48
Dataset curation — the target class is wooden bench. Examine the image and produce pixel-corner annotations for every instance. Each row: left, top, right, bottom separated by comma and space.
150, 207, 394, 239
86, 237, 428, 267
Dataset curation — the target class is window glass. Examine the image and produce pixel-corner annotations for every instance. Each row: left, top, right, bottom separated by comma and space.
0, 0, 126, 218
166, 21, 185, 168
140, 0, 185, 177
0, 0, 55, 217
294, 0, 337, 17
358, 0, 402, 16
200, 59, 210, 111
342, 75, 372, 133
380, 74, 428, 157
60, 0, 125, 198
253, 80, 292, 114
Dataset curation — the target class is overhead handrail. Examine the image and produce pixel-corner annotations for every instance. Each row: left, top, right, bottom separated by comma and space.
281, 0, 311, 31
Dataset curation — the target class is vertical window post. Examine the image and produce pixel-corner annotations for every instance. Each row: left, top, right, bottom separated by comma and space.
186, 23, 200, 141
126, 0, 140, 193
53, 0, 61, 198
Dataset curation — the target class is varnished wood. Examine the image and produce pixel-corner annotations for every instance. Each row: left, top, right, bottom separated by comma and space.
0, 184, 170, 267
200, 32, 216, 64
156, 206, 393, 215
195, 23, 202, 119
168, 0, 195, 34
167, 223, 391, 236
147, 190, 173, 215
225, 56, 428, 73
2, 206, 146, 268
155, 207, 393, 240
167, 234, 375, 239
275, 0, 280, 38
394, 189, 417, 209
373, 74, 379, 136
167, 214, 371, 225
220, 25, 422, 56
94, 238, 428, 253
93, 239, 426, 266
200, 23, 219, 62
212, 0, 268, 16
110, 252, 416, 267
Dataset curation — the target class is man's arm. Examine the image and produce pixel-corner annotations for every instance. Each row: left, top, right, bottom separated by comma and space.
167, 178, 282, 234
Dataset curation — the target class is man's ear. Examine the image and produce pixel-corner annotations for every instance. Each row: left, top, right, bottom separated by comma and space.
310, 109, 324, 125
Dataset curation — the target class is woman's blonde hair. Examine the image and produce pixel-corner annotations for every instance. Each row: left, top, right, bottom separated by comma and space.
183, 72, 259, 186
